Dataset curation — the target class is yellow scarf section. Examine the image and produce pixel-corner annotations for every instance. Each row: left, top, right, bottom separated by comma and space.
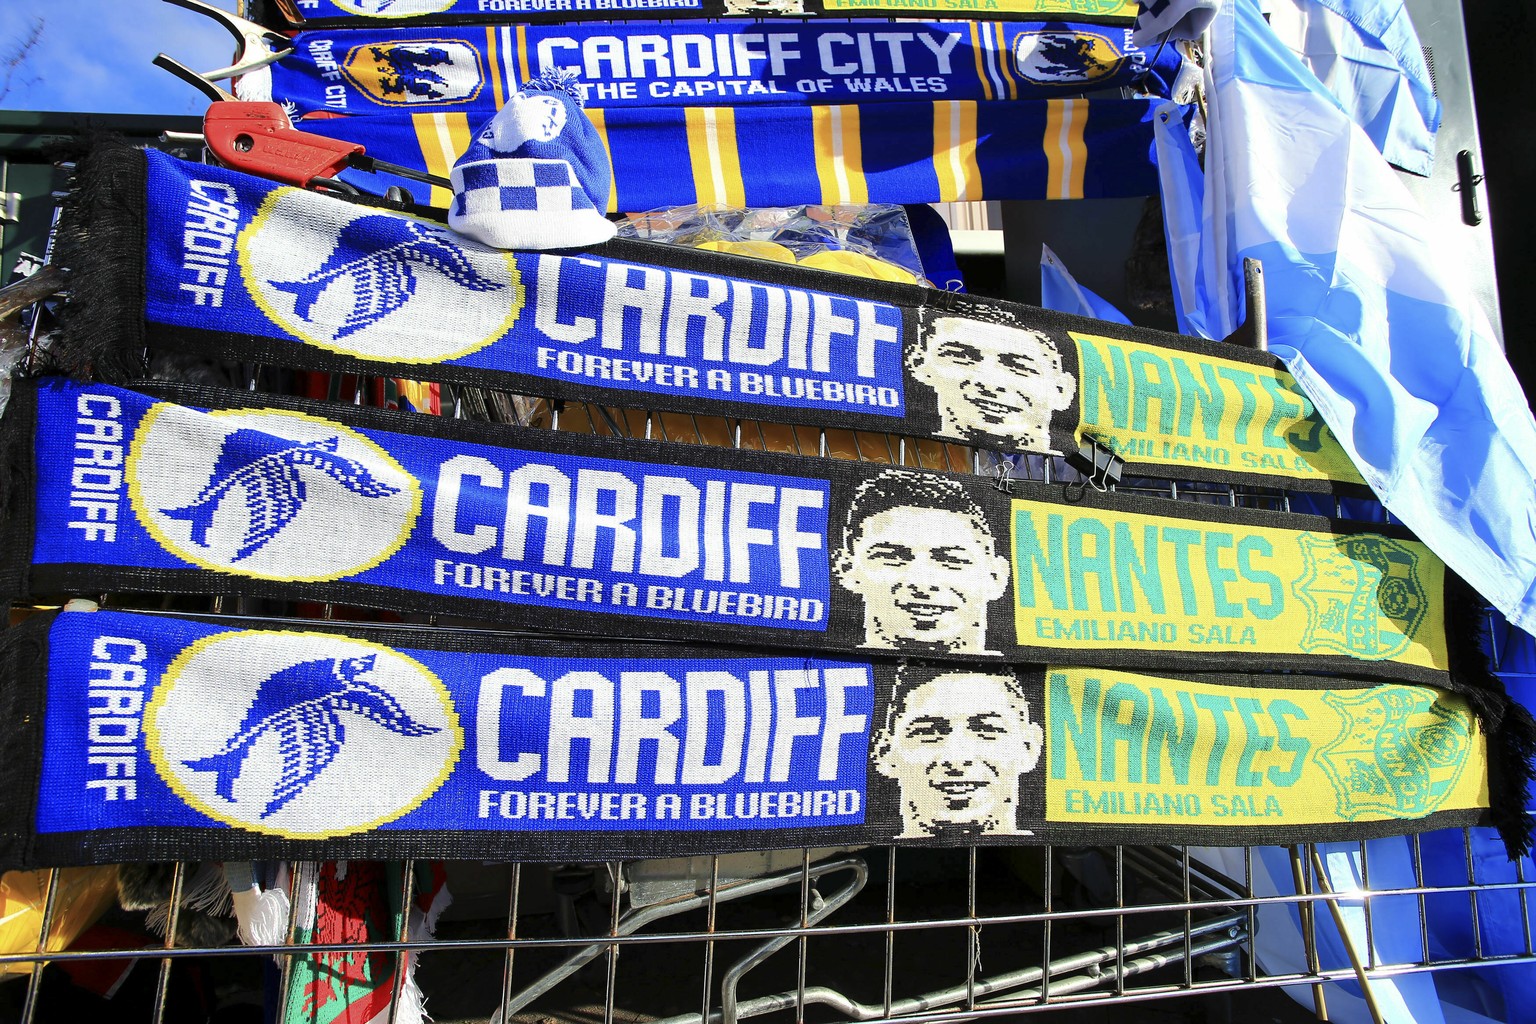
1046, 666, 1486, 827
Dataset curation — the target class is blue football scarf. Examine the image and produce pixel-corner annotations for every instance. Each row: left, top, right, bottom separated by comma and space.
0, 606, 1528, 867
58, 145, 1358, 494
0, 376, 1491, 692
255, 21, 1185, 117
259, 0, 1140, 29
284, 95, 1170, 207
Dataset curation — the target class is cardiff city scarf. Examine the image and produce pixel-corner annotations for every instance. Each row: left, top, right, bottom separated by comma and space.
283, 95, 1168, 208
258, 0, 1140, 29
254, 22, 1184, 117
0, 607, 1528, 867
0, 377, 1470, 688
59, 146, 1358, 493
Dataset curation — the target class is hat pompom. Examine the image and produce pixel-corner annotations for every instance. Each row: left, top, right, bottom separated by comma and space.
518, 67, 587, 105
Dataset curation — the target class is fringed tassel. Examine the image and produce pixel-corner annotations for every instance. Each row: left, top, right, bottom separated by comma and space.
0, 379, 40, 613
225, 861, 292, 947
119, 862, 237, 948
1446, 574, 1536, 859
0, 376, 33, 522
1491, 702, 1536, 860
0, 616, 47, 865
49, 136, 151, 383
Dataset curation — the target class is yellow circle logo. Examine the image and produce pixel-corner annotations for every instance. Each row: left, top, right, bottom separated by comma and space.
238, 187, 523, 363
1013, 31, 1126, 85
145, 630, 462, 839
127, 404, 422, 582
342, 40, 486, 106
327, 0, 457, 18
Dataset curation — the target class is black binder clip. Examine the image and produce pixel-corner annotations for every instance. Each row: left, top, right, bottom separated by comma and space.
1065, 436, 1123, 495
992, 459, 1015, 495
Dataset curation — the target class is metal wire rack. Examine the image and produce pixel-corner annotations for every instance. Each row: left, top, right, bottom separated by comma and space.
4, 222, 1535, 1024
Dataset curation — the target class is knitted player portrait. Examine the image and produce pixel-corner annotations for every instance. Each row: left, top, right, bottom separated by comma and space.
873, 666, 1044, 839
833, 470, 1010, 655
911, 316, 1073, 453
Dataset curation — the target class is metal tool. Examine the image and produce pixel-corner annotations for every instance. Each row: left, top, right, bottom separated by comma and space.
160, 0, 295, 82
152, 55, 450, 194
153, 0, 448, 194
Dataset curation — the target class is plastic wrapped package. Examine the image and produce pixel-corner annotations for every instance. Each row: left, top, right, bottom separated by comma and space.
618, 204, 930, 286
0, 868, 120, 977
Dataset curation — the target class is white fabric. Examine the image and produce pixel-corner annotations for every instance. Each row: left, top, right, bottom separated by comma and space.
1134, 0, 1222, 46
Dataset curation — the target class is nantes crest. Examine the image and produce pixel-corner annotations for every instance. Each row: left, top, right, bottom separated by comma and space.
1317, 686, 1473, 820
1292, 534, 1428, 661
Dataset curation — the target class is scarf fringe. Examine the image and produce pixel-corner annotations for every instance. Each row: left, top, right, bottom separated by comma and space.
0, 618, 46, 868
0, 380, 39, 621
1447, 573, 1536, 858
50, 136, 150, 383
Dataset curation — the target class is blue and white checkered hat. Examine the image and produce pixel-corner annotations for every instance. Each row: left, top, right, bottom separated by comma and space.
449, 71, 617, 251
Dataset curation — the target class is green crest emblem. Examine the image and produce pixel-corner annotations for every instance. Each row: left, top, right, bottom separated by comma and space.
1037, 0, 1135, 13
1292, 533, 1427, 659
1317, 686, 1471, 820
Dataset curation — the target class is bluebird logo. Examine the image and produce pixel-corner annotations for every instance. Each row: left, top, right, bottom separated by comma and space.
326, 0, 457, 17
147, 633, 461, 838
184, 654, 439, 817
162, 431, 403, 562
240, 191, 523, 362
128, 405, 422, 582
1013, 31, 1126, 86
343, 40, 484, 106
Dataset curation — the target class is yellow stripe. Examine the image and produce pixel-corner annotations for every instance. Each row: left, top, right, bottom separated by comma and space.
412, 112, 470, 208
1064, 98, 1087, 197
817, 105, 867, 205
683, 107, 745, 207
585, 108, 618, 213
486, 27, 506, 111
812, 107, 837, 203
717, 108, 747, 207
955, 100, 981, 201
446, 113, 474, 154
932, 101, 982, 202
515, 25, 530, 90
1044, 100, 1088, 200
931, 101, 957, 201
1045, 100, 1065, 199
685, 108, 719, 205
968, 22, 994, 101
994, 23, 1018, 99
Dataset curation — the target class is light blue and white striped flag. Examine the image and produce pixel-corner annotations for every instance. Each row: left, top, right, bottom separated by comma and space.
1177, 0, 1536, 634
1039, 244, 1132, 324
1268, 0, 1442, 175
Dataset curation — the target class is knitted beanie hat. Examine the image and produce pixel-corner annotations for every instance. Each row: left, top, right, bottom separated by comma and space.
449, 71, 617, 251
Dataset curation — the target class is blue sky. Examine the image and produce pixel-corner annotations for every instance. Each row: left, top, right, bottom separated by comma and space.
2, 0, 247, 116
